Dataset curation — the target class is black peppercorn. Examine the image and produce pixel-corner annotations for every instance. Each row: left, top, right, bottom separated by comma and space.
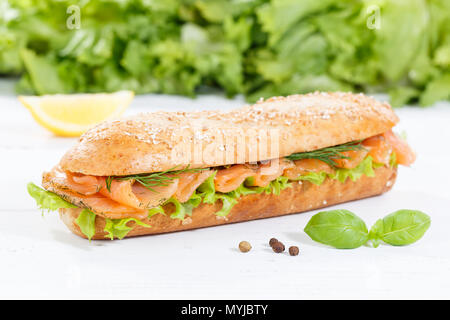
272, 241, 285, 253
269, 238, 278, 247
289, 246, 299, 256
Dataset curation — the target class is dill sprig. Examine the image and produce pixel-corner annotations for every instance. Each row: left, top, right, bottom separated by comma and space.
105, 176, 113, 192
105, 165, 205, 193
286, 140, 365, 167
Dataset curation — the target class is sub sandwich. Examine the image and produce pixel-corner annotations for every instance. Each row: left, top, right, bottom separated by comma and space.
28, 92, 415, 240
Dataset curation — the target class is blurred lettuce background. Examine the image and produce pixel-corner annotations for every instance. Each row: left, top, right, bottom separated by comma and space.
0, 0, 449, 106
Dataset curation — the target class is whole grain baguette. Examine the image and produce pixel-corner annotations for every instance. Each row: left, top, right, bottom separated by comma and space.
59, 92, 398, 176
59, 165, 397, 239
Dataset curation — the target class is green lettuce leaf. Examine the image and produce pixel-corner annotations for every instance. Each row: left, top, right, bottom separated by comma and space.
75, 209, 96, 241
331, 156, 375, 183
389, 152, 398, 168
261, 176, 292, 195
196, 171, 241, 216
214, 194, 239, 217
148, 206, 165, 218
145, 172, 220, 220
197, 173, 292, 217
3, 0, 448, 106
165, 192, 203, 221
27, 182, 99, 240
20, 49, 70, 95
228, 179, 261, 197
197, 171, 217, 204
388, 86, 420, 108
183, 193, 202, 213
420, 73, 450, 106
104, 218, 151, 240
294, 172, 328, 186
27, 182, 75, 211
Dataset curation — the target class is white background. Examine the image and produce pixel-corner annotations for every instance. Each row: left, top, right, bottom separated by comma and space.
0, 78, 449, 299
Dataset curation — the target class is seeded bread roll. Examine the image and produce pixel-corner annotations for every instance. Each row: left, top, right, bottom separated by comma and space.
59, 92, 398, 176
59, 165, 397, 239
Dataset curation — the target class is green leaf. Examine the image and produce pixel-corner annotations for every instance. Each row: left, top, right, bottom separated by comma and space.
20, 49, 68, 95
369, 210, 431, 246
75, 209, 96, 241
197, 171, 217, 204
148, 206, 165, 218
304, 209, 369, 249
389, 86, 420, 108
214, 194, 239, 217
104, 217, 151, 240
165, 192, 202, 221
182, 193, 203, 215
197, 172, 238, 217
389, 152, 398, 168
27, 182, 75, 212
5, 0, 448, 105
197, 172, 293, 217
165, 197, 187, 220
263, 176, 292, 195
228, 181, 261, 197
295, 172, 328, 185
331, 156, 375, 183
28, 182, 97, 240
419, 73, 450, 106
373, 0, 429, 82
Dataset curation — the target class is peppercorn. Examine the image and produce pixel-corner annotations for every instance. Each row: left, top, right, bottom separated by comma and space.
289, 246, 299, 256
269, 238, 278, 247
272, 241, 285, 253
239, 241, 252, 253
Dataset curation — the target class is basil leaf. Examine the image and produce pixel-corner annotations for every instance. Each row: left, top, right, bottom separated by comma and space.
304, 209, 369, 249
369, 209, 431, 246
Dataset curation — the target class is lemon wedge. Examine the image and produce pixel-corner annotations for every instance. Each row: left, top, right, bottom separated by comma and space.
19, 91, 134, 137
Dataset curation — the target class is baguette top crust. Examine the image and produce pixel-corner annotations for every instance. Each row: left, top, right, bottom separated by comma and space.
60, 92, 399, 176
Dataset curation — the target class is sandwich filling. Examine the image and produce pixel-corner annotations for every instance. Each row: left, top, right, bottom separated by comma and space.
28, 130, 414, 240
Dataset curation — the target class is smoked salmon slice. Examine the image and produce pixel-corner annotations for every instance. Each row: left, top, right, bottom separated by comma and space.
43, 168, 178, 219
98, 176, 179, 209
214, 165, 256, 193
81, 196, 148, 220
68, 172, 100, 195
333, 149, 369, 169
98, 178, 141, 208
251, 159, 295, 187
131, 180, 179, 208
362, 135, 392, 165
383, 130, 416, 166
283, 159, 334, 180
42, 175, 147, 219
50, 168, 101, 196
174, 170, 213, 203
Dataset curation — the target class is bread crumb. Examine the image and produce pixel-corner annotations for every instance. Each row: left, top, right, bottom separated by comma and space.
182, 217, 192, 225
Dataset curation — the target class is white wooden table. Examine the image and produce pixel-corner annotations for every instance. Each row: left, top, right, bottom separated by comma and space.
1, 79, 449, 299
